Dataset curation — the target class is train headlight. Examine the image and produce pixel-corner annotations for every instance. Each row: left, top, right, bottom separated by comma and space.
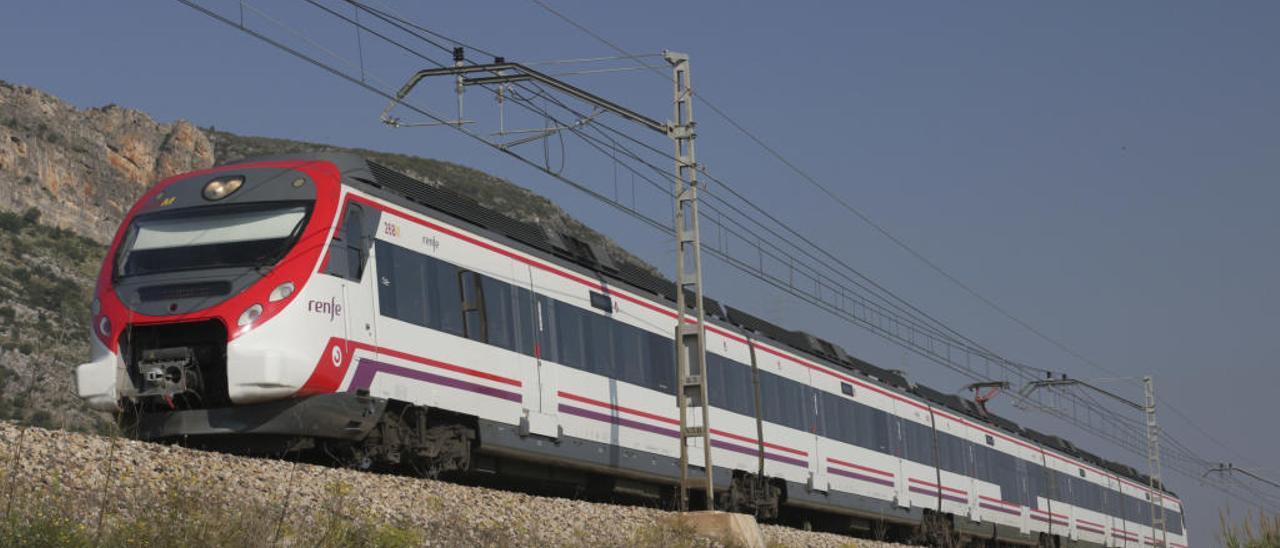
203, 177, 244, 201
237, 304, 263, 327
268, 282, 295, 303
97, 315, 111, 337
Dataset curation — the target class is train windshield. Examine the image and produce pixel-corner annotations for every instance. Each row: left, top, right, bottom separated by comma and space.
115, 203, 311, 278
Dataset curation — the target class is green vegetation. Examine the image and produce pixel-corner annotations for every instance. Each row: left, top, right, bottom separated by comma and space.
0, 476, 426, 548
1220, 510, 1280, 548
626, 516, 718, 548
0, 208, 105, 429
0, 210, 98, 327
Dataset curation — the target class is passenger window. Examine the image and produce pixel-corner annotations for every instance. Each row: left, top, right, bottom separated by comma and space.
536, 296, 560, 363
555, 301, 585, 369
512, 286, 536, 356
612, 322, 644, 387
430, 259, 464, 336
585, 312, 613, 376
648, 332, 675, 392
459, 271, 485, 342
325, 203, 372, 281
481, 277, 515, 351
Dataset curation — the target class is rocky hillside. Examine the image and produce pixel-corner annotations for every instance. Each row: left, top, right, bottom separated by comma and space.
0, 80, 653, 269
0, 83, 214, 243
0, 79, 655, 433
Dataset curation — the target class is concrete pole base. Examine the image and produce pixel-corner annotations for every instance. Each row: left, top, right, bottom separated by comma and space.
677, 511, 767, 548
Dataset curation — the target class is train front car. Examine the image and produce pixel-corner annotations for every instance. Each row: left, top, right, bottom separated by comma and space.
75, 156, 353, 447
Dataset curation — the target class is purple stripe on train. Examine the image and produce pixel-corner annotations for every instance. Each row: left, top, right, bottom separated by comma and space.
826, 466, 895, 488
909, 486, 967, 504
347, 358, 522, 403
1030, 514, 1069, 526
979, 502, 1022, 516
558, 403, 680, 438
709, 439, 808, 468
557, 404, 809, 468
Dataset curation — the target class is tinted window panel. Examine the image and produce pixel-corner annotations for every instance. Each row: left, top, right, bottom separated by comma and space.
375, 241, 398, 320
429, 258, 464, 336
585, 311, 613, 376
481, 277, 514, 350
647, 332, 674, 392
513, 285, 536, 356
706, 354, 727, 409
612, 321, 643, 387
555, 301, 585, 370
535, 296, 557, 363
723, 358, 752, 416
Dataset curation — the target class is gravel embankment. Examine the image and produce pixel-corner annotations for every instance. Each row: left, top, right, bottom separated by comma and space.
0, 421, 919, 547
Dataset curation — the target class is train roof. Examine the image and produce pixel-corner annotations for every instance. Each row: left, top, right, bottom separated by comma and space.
217, 152, 1172, 498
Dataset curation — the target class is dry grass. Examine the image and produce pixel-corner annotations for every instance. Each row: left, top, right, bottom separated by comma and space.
1219, 509, 1280, 548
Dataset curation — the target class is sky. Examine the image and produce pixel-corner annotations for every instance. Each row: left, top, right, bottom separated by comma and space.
3, 1, 1279, 544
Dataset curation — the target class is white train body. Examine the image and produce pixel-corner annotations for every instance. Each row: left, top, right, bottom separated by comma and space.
76, 154, 1188, 546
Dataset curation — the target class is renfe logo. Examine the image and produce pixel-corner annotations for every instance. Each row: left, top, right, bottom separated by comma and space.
308, 297, 342, 322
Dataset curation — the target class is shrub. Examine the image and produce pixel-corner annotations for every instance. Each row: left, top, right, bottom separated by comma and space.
1220, 510, 1280, 548
21, 207, 41, 225
0, 210, 22, 232
26, 410, 52, 428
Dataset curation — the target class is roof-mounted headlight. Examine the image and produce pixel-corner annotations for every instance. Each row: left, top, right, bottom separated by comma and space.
203, 176, 244, 201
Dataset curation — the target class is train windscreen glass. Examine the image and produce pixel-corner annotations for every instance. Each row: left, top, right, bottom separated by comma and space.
116, 204, 309, 277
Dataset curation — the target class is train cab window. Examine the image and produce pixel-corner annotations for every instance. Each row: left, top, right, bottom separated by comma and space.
325, 203, 372, 281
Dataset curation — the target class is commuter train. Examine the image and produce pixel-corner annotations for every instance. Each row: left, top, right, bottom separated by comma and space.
76, 153, 1188, 547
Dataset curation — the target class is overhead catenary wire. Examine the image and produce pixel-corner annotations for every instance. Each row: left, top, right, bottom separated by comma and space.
529, 0, 1256, 479
304, 0, 1191, 475
334, 0, 1025, 375
526, 0, 1272, 505
329, 0, 1015, 379
340, 0, 1177, 485
174, 0, 1277, 515
300, 3, 1252, 490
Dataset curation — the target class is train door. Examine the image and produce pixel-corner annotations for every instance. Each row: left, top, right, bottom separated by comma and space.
807, 380, 829, 492
523, 271, 560, 438
328, 201, 378, 364
889, 406, 911, 507
1016, 457, 1033, 535
1106, 475, 1122, 548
